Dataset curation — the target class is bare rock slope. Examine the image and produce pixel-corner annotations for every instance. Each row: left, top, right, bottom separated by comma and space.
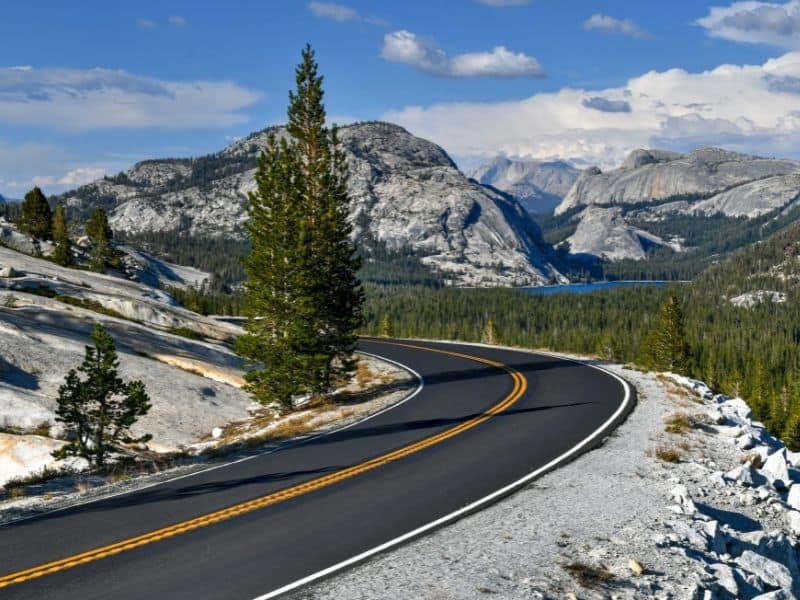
469, 156, 579, 214
60, 122, 563, 287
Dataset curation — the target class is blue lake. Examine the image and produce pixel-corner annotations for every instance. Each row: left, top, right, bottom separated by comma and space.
519, 280, 676, 296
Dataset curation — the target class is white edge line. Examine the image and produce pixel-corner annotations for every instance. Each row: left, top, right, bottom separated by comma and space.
252, 339, 633, 600
0, 350, 424, 528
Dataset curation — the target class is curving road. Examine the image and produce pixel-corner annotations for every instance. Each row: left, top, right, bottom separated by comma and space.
0, 338, 634, 600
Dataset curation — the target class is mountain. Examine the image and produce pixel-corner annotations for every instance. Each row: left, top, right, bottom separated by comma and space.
544, 147, 800, 267
59, 122, 563, 287
557, 147, 800, 217
469, 157, 579, 214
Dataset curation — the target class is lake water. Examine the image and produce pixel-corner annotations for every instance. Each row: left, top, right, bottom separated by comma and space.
519, 280, 675, 296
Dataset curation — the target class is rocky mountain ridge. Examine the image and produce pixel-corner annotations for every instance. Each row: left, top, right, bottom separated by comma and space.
549, 147, 800, 263
60, 122, 563, 287
469, 157, 579, 214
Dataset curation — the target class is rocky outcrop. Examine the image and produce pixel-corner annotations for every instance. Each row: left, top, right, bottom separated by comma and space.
565, 205, 677, 261
469, 156, 579, 214
60, 122, 563, 287
556, 147, 800, 216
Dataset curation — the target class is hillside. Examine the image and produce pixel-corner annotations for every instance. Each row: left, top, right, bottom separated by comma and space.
468, 157, 579, 214
59, 122, 564, 287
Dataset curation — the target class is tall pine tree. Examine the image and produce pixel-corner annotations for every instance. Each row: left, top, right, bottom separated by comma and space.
642, 292, 689, 373
236, 46, 363, 411
19, 187, 52, 240
51, 203, 72, 266
86, 207, 113, 271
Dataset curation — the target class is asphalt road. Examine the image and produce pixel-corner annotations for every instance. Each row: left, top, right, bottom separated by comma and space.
0, 338, 633, 600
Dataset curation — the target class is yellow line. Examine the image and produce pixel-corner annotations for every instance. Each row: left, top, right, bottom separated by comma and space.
0, 341, 527, 590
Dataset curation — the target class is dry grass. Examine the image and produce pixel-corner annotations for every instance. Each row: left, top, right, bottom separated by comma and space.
664, 412, 694, 434
356, 359, 373, 389
5, 486, 26, 499
740, 453, 764, 469
562, 562, 614, 588
652, 444, 682, 463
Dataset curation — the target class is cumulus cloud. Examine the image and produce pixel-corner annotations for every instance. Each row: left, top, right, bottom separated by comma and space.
0, 66, 260, 130
582, 96, 632, 113
382, 51, 800, 169
137, 18, 156, 29
381, 30, 544, 78
697, 1, 800, 48
583, 14, 652, 39
168, 16, 188, 27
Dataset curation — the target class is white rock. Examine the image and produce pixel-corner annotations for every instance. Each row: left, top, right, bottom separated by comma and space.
709, 471, 727, 488
762, 449, 792, 490
211, 427, 224, 440
737, 433, 757, 450
736, 550, 794, 591
787, 511, 800, 537
720, 398, 753, 422
787, 450, 800, 469
788, 484, 800, 511
667, 519, 708, 549
0, 265, 15, 278
751, 591, 793, 600
670, 484, 697, 515
709, 563, 738, 597
704, 520, 726, 556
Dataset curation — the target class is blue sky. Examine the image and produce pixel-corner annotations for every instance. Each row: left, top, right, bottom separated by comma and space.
2, 0, 800, 196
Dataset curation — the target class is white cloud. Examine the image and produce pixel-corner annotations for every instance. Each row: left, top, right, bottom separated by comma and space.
168, 15, 188, 27
476, 0, 531, 6
697, 1, 800, 48
138, 18, 156, 29
0, 140, 128, 197
309, 2, 359, 21
0, 66, 261, 131
381, 30, 544, 78
307, 2, 386, 24
583, 14, 652, 39
382, 51, 800, 169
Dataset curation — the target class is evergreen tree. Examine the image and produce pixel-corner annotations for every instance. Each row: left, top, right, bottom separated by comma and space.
236, 46, 363, 411
53, 324, 151, 467
51, 203, 72, 266
642, 292, 689, 373
19, 187, 52, 240
481, 318, 499, 345
86, 208, 113, 271
378, 314, 394, 338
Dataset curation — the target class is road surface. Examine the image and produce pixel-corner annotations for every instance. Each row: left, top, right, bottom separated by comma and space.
0, 338, 633, 599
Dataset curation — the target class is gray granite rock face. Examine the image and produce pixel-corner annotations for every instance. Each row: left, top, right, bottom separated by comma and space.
60, 122, 562, 287
556, 147, 800, 217
469, 156, 579, 214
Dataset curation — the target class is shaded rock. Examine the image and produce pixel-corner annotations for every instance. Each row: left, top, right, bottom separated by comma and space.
762, 449, 792, 490
709, 563, 738, 597
736, 550, 793, 591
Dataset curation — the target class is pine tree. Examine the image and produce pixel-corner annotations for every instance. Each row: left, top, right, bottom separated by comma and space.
86, 208, 113, 271
379, 314, 394, 338
19, 187, 52, 240
236, 46, 363, 411
52, 324, 151, 467
642, 292, 689, 373
51, 203, 71, 266
481, 318, 499, 345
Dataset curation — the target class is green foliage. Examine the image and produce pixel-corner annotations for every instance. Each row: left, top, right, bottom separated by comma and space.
481, 318, 499, 345
53, 324, 151, 467
86, 208, 113, 271
51, 203, 72, 266
167, 326, 205, 340
236, 46, 364, 411
378, 314, 394, 337
641, 293, 689, 373
19, 187, 52, 240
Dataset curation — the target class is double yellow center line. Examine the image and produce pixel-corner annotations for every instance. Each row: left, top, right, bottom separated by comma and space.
0, 342, 527, 590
